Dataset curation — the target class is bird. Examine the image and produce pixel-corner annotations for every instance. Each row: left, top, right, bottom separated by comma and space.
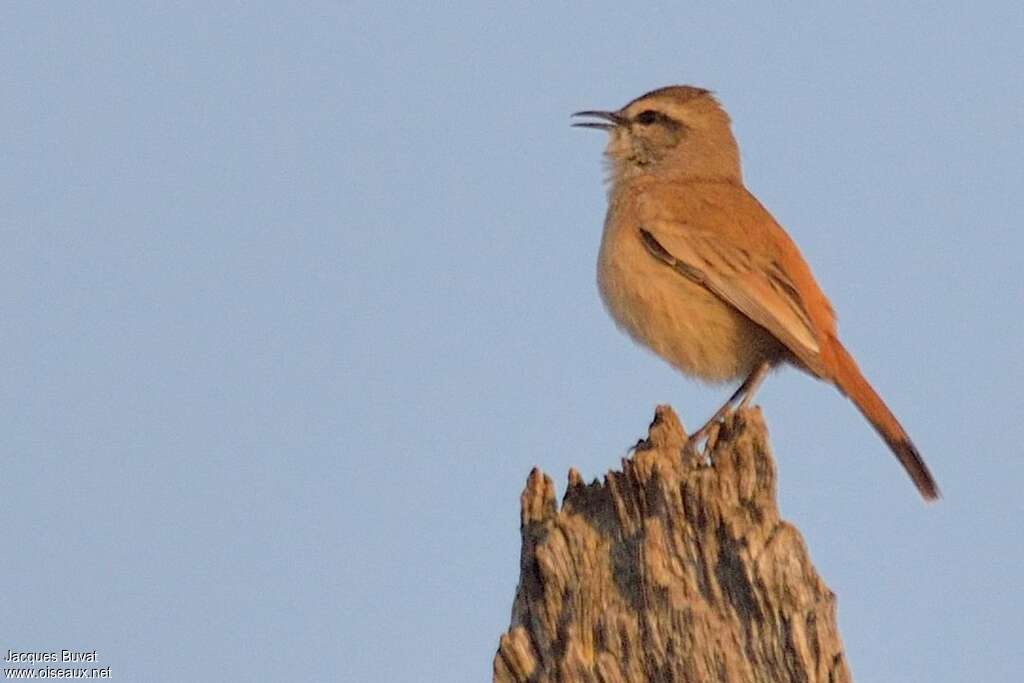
572, 85, 939, 501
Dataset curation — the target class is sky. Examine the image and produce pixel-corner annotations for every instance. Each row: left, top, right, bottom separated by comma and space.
1, 3, 1022, 682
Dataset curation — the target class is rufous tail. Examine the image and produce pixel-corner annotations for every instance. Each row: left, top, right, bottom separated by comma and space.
828, 339, 940, 501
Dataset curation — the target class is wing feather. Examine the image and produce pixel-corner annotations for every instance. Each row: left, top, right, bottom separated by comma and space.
638, 225, 826, 376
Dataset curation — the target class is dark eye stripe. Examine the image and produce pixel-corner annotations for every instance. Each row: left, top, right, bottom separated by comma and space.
634, 110, 660, 125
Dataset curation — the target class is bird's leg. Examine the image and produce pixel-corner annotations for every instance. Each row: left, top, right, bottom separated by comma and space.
736, 361, 770, 410
685, 361, 771, 454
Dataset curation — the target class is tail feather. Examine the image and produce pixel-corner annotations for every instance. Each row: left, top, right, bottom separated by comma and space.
828, 340, 940, 501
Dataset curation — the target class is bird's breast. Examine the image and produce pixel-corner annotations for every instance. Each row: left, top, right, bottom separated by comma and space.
596, 202, 781, 383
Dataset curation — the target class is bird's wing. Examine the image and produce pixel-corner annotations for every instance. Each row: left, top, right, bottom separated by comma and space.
637, 185, 834, 377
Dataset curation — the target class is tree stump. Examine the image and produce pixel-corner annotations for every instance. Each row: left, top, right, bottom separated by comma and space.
493, 405, 851, 683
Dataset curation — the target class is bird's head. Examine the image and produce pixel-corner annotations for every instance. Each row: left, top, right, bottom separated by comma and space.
573, 85, 741, 183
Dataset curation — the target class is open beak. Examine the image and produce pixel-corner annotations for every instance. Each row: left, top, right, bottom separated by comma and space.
571, 110, 627, 131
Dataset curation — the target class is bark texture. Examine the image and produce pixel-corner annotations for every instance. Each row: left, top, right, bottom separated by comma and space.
493, 405, 850, 683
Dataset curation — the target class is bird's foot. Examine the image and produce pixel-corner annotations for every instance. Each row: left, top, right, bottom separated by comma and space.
683, 417, 725, 465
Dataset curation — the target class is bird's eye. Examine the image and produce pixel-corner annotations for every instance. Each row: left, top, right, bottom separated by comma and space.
634, 110, 660, 125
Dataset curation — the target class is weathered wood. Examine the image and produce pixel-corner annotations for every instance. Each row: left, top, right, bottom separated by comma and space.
494, 405, 850, 683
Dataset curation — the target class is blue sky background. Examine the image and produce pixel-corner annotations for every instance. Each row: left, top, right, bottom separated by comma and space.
2, 3, 1022, 681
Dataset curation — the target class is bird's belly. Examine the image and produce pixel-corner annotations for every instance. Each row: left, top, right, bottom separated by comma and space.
597, 232, 780, 383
